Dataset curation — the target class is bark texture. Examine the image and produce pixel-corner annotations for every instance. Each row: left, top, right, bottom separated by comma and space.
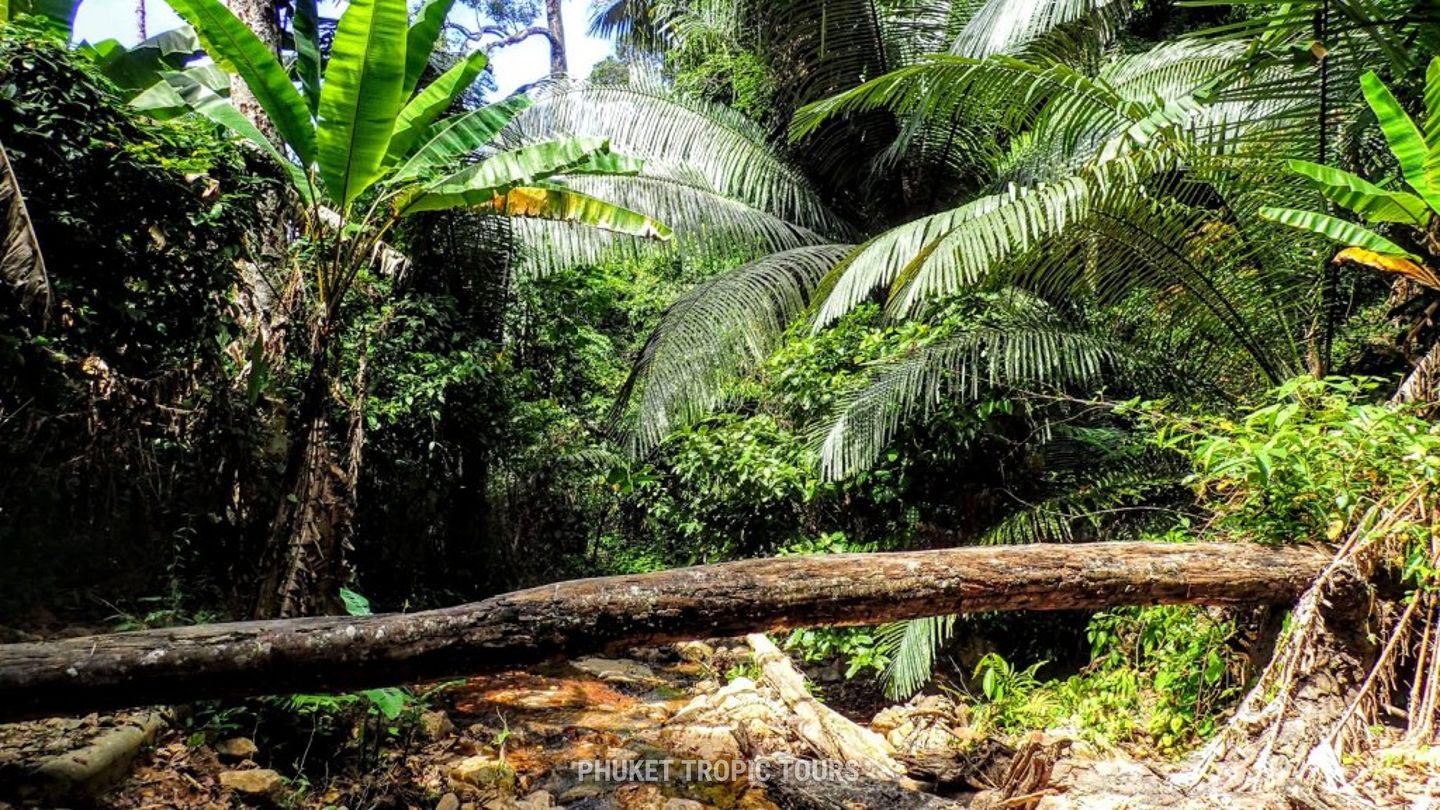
544, 0, 567, 75
0, 542, 1329, 722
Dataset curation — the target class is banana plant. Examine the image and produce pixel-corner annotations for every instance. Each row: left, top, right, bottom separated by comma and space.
162, 0, 670, 319
158, 0, 672, 617
1261, 57, 1440, 291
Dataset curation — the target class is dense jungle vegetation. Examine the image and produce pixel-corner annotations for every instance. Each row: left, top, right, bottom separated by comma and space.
2, 0, 1440, 803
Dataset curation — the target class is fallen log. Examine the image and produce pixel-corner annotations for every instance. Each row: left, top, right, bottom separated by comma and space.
0, 542, 1329, 722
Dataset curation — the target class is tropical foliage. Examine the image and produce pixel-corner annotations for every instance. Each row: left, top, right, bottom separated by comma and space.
5, 0, 1440, 782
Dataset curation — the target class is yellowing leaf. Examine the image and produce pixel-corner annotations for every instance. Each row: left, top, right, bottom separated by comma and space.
1333, 247, 1440, 291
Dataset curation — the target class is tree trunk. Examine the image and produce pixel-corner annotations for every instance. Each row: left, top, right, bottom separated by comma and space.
0, 542, 1327, 722
227, 0, 283, 139
254, 325, 351, 619
545, 0, 567, 76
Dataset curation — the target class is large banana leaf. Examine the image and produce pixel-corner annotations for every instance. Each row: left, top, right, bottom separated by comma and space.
389, 97, 532, 184
1425, 58, 1440, 196
293, 0, 323, 114
1334, 247, 1440, 291
128, 64, 231, 116
405, 137, 613, 213
159, 71, 314, 203
1286, 159, 1432, 225
164, 0, 317, 166
86, 26, 207, 93
555, 151, 645, 176
1259, 206, 1419, 258
317, 0, 408, 207
475, 185, 673, 238
403, 0, 454, 99
386, 51, 488, 167
1362, 71, 1440, 210
400, 180, 670, 238
0, 139, 49, 323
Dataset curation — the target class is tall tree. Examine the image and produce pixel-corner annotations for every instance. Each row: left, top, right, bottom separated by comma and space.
545, 0, 566, 75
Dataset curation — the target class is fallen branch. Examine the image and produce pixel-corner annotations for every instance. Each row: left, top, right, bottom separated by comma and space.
746, 633, 912, 784
0, 542, 1329, 722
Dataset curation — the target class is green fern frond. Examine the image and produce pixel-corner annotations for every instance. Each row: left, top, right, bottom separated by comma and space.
948, 0, 1130, 58
815, 297, 1126, 480
877, 614, 957, 700
612, 245, 852, 454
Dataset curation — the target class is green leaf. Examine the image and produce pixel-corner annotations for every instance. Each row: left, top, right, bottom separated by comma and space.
163, 0, 317, 166
316, 0, 409, 207
129, 64, 230, 117
558, 150, 645, 176
408, 183, 673, 239
1259, 206, 1418, 258
1425, 57, 1440, 197
339, 587, 372, 616
1285, 159, 1430, 225
386, 50, 488, 168
389, 96, 531, 184
404, 137, 613, 211
293, 0, 323, 114
157, 70, 313, 203
1361, 71, 1439, 209
92, 25, 206, 93
6, 0, 79, 35
362, 687, 407, 720
403, 0, 454, 99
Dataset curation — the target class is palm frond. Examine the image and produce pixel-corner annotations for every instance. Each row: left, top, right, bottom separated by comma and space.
509, 80, 844, 237
877, 614, 957, 700
510, 173, 832, 274
812, 148, 1169, 328
612, 245, 852, 453
816, 295, 1125, 480
948, 0, 1130, 58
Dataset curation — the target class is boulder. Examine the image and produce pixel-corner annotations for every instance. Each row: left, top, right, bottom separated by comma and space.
421, 710, 456, 741
214, 737, 258, 762
450, 754, 514, 789
218, 768, 284, 801
674, 641, 714, 663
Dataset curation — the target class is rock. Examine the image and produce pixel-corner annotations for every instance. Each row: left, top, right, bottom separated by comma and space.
437, 794, 461, 810
737, 788, 781, 810
421, 710, 457, 741
218, 768, 284, 800
657, 724, 743, 762
605, 746, 642, 763
559, 782, 604, 802
663, 800, 705, 810
516, 790, 554, 808
572, 657, 663, 686
675, 641, 714, 663
615, 783, 665, 810
214, 737, 259, 762
450, 754, 514, 789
